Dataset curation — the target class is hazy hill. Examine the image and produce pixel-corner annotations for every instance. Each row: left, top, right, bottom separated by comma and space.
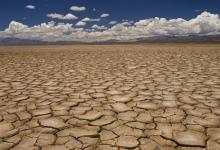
0, 35, 220, 45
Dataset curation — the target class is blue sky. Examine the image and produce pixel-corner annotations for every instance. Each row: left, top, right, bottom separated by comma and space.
0, 0, 219, 30
0, 0, 220, 42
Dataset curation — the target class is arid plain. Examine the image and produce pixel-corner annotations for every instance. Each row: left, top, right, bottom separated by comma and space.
0, 44, 220, 150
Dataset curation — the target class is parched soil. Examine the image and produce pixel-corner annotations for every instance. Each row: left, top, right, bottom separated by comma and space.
0, 44, 220, 150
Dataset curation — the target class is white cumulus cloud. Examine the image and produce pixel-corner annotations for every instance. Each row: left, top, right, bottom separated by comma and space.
47, 13, 78, 20
1, 12, 220, 42
70, 6, 86, 11
75, 21, 86, 26
92, 24, 107, 30
5, 21, 28, 33
109, 21, 117, 25
100, 13, 109, 18
26, 5, 35, 10
81, 17, 101, 22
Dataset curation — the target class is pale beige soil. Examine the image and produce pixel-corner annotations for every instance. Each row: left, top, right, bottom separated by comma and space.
0, 44, 219, 150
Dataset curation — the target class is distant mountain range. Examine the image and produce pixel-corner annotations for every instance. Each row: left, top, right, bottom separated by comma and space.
0, 38, 47, 45
135, 34, 220, 43
0, 35, 220, 45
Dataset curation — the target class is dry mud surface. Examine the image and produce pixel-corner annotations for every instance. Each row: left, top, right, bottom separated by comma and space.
0, 44, 220, 150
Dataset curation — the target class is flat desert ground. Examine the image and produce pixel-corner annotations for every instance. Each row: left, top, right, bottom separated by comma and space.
0, 44, 220, 150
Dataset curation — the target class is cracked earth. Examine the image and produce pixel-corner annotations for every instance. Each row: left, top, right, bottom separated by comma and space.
0, 44, 220, 150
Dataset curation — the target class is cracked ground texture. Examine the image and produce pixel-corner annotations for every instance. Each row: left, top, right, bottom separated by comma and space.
0, 44, 220, 150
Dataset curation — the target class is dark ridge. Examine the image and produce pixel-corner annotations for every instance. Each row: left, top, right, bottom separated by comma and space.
0, 34, 220, 45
